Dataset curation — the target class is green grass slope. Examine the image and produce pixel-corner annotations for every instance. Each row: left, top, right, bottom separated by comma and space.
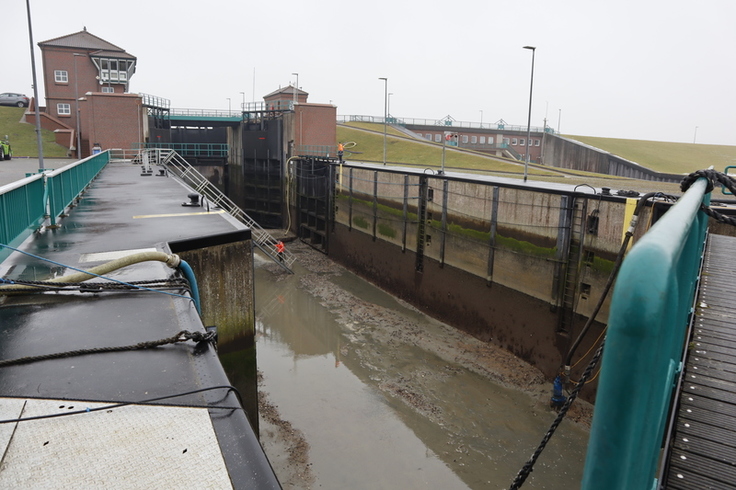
565, 135, 736, 174
338, 124, 560, 176
0, 107, 68, 158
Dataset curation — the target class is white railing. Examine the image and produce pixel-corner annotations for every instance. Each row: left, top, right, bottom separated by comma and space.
140, 149, 296, 271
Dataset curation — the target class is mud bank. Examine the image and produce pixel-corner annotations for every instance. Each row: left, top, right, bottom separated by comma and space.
255, 241, 591, 489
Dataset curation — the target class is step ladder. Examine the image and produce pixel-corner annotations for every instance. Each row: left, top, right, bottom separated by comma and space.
141, 149, 295, 272
557, 197, 587, 333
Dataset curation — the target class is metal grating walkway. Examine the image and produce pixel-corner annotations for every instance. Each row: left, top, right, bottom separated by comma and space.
666, 233, 736, 488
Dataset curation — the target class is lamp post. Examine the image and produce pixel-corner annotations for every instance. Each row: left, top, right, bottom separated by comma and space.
240, 91, 245, 111
693, 126, 698, 144
25, 0, 44, 170
379, 77, 388, 165
227, 97, 231, 116
292, 72, 299, 107
73, 53, 84, 159
480, 110, 483, 128
523, 46, 536, 183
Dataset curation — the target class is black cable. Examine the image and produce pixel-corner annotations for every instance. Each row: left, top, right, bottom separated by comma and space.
0, 385, 245, 425
563, 192, 662, 369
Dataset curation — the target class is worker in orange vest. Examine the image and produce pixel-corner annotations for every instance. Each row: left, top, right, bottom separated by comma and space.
337, 143, 344, 163
276, 241, 285, 261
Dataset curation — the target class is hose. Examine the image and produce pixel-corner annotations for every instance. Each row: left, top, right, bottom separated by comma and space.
0, 251, 181, 292
562, 192, 663, 374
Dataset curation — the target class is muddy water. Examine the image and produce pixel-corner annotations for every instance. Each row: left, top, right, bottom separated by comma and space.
254, 242, 590, 489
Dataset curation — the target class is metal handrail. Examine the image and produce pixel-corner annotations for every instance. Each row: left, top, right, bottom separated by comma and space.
338, 115, 552, 134
582, 177, 710, 489
46, 152, 110, 226
141, 149, 295, 272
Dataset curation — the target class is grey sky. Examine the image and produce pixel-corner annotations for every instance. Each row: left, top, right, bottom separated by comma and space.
5, 0, 735, 146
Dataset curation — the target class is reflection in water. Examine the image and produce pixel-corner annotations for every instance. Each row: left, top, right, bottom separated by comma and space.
254, 244, 588, 489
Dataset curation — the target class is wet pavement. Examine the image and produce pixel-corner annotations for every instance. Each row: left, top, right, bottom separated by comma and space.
253, 242, 591, 489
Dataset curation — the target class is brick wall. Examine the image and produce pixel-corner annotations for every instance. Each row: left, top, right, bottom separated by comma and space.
79, 93, 144, 156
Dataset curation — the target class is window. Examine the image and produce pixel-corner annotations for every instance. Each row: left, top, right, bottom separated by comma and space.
434, 133, 441, 142
425, 134, 432, 141
417, 133, 423, 138
462, 135, 468, 143
102, 86, 114, 93
480, 136, 486, 144
519, 139, 525, 146
535, 139, 540, 146
471, 136, 477, 144
502, 138, 510, 146
57, 103, 71, 116
512, 138, 518, 145
54, 70, 68, 83
488, 137, 494, 145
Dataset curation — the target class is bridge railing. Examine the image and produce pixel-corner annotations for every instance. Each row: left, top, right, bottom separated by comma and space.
46, 151, 110, 226
582, 177, 710, 489
0, 152, 110, 263
0, 174, 46, 264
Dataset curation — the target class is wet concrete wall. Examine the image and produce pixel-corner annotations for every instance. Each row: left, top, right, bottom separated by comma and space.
543, 134, 682, 182
169, 232, 258, 429
322, 165, 629, 391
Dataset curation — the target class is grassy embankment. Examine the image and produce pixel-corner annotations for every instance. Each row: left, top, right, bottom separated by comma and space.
0, 107, 68, 158
563, 134, 736, 175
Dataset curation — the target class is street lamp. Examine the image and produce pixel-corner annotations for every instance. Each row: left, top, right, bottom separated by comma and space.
379, 77, 388, 165
480, 109, 483, 127
292, 72, 299, 106
25, 0, 44, 170
73, 53, 84, 159
240, 91, 245, 111
523, 46, 536, 183
227, 97, 231, 115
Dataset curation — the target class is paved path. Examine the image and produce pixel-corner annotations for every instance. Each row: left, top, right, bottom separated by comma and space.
0, 158, 73, 187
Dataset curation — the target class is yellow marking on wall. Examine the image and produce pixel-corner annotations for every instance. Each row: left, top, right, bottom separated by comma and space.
133, 210, 225, 219
622, 198, 638, 250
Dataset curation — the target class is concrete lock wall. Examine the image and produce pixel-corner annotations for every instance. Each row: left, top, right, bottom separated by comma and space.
329, 164, 628, 386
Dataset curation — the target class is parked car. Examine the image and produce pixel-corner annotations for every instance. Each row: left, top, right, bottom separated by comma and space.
0, 93, 30, 107
0, 138, 11, 160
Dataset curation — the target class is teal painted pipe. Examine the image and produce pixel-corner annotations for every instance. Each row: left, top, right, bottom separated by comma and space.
178, 260, 201, 315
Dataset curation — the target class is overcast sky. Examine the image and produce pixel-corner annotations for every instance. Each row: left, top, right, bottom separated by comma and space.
4, 0, 736, 145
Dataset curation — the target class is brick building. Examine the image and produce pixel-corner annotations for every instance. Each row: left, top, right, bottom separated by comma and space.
262, 85, 337, 156
35, 28, 144, 156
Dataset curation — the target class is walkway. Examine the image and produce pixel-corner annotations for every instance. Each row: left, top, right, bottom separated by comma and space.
665, 232, 736, 488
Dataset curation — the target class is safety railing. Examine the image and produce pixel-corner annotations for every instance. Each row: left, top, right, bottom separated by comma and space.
0, 174, 46, 263
46, 151, 110, 226
134, 142, 229, 158
141, 149, 296, 272
0, 152, 110, 263
582, 177, 710, 489
338, 115, 552, 134
294, 145, 336, 158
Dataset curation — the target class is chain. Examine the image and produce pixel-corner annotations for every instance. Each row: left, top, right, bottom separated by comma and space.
509, 340, 605, 489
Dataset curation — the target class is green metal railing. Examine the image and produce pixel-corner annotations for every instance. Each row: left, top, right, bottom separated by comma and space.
47, 152, 110, 226
0, 174, 46, 263
582, 177, 710, 489
135, 142, 229, 158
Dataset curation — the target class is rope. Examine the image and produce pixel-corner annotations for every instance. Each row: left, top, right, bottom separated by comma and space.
0, 330, 215, 369
681, 169, 736, 226
509, 340, 605, 490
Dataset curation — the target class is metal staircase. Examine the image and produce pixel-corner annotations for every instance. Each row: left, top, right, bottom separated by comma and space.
141, 149, 296, 272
